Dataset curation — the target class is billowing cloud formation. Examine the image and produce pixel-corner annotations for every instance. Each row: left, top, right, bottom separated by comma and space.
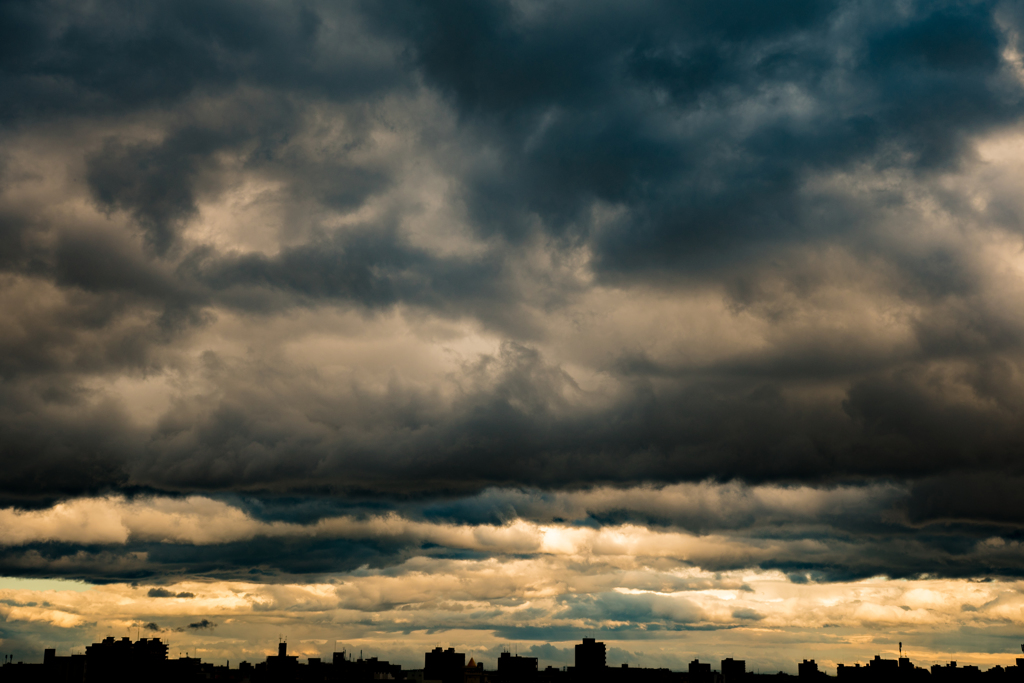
4, 0, 1024, 670
0, 489, 1021, 585
1, 0, 1024, 516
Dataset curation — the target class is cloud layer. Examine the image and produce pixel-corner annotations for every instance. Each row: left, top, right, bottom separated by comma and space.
4, 0, 1024, 670
3, 566, 1024, 674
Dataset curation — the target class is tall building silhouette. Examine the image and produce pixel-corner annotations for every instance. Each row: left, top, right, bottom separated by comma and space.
688, 660, 711, 683
425, 647, 466, 683
722, 658, 746, 683
575, 638, 606, 682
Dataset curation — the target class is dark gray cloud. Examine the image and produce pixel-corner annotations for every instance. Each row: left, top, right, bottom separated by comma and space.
2, 0, 1024, 589
147, 588, 194, 598
560, 592, 704, 626
363, 0, 1019, 267
0, 0, 403, 122
732, 608, 765, 621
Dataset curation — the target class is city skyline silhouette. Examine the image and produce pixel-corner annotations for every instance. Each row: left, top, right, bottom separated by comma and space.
5, 634, 1023, 683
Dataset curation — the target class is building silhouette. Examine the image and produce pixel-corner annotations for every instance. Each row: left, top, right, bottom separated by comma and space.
264, 641, 300, 681
466, 658, 486, 683
41, 647, 86, 683
85, 636, 169, 683
689, 660, 712, 683
799, 661, 820, 679
426, 647, 467, 683
499, 651, 539, 683
722, 659, 746, 683
575, 638, 607, 681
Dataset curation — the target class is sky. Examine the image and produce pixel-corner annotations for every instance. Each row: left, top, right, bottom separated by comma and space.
3, 0, 1024, 674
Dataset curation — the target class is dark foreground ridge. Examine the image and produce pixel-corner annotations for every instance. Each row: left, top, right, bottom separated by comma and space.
2, 637, 1024, 683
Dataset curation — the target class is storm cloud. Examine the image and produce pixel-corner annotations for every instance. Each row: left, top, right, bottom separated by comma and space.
3, 0, 1024, 670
